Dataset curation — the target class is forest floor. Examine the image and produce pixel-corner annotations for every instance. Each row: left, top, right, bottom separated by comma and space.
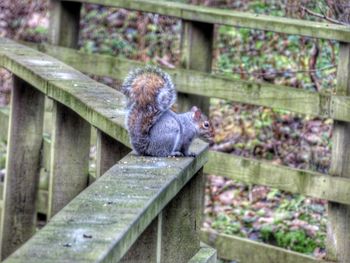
0, 0, 342, 259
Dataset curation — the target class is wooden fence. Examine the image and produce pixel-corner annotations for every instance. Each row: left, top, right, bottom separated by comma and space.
1, 0, 350, 262
0, 37, 216, 263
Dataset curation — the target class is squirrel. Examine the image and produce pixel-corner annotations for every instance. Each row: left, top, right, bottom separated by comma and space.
121, 66, 214, 157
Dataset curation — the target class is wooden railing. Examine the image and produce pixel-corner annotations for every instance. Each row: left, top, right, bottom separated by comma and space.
0, 37, 215, 262
1, 0, 350, 262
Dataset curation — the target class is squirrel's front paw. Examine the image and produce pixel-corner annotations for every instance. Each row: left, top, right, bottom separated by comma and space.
185, 152, 196, 158
169, 151, 184, 157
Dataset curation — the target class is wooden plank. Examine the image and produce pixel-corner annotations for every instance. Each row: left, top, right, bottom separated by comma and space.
159, 168, 205, 262
40, 136, 51, 178
48, 102, 91, 219
24, 41, 144, 79
327, 43, 350, 262
177, 21, 213, 114
205, 151, 350, 205
5, 140, 208, 263
96, 129, 130, 178
188, 243, 217, 263
0, 186, 46, 216
36, 190, 49, 215
67, 0, 350, 42
200, 229, 325, 263
0, 77, 45, 259
0, 108, 9, 142
0, 38, 130, 147
26, 43, 350, 122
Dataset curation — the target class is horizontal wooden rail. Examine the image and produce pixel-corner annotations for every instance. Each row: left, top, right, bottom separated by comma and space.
1, 108, 349, 205
5, 142, 208, 262
26, 43, 350, 122
67, 0, 350, 42
0, 37, 129, 147
205, 151, 350, 205
201, 229, 327, 263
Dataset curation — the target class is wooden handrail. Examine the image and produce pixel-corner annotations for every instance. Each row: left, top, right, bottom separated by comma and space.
0, 36, 211, 262
67, 0, 350, 42
0, 37, 129, 147
5, 144, 208, 262
26, 43, 350, 123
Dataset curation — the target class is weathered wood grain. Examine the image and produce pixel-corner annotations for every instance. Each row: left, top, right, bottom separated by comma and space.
26, 43, 350, 122
178, 21, 213, 114
327, 43, 350, 262
119, 217, 158, 263
0, 108, 9, 141
158, 19, 213, 261
201, 229, 324, 263
159, 168, 205, 262
0, 38, 130, 147
36, 190, 49, 215
67, 0, 350, 42
5, 140, 208, 263
205, 151, 350, 205
48, 102, 91, 219
49, 0, 81, 47
0, 77, 45, 259
188, 243, 217, 263
2, 105, 350, 205
96, 130, 130, 178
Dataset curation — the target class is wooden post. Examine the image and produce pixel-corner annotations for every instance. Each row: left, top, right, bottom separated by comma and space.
119, 217, 159, 263
178, 21, 214, 114
47, 0, 86, 219
0, 77, 45, 259
48, 102, 91, 219
97, 129, 151, 262
96, 130, 130, 178
45, 0, 82, 132
159, 168, 205, 262
49, 0, 81, 47
327, 43, 350, 262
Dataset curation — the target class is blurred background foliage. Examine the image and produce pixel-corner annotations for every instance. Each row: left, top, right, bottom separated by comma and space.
1, 0, 349, 259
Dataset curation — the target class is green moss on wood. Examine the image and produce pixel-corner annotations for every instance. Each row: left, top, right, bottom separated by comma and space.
188, 244, 217, 263
0, 38, 130, 147
5, 141, 208, 263
25, 42, 350, 123
201, 230, 322, 263
0, 108, 9, 142
205, 151, 350, 205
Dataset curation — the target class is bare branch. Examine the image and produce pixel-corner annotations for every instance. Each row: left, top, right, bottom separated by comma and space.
230, 64, 337, 78
309, 42, 321, 92
300, 6, 348, 25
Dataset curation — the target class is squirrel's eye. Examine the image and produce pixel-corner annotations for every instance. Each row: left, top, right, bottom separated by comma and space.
203, 121, 209, 128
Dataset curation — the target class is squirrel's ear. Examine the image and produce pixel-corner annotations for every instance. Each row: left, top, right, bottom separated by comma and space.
191, 106, 202, 121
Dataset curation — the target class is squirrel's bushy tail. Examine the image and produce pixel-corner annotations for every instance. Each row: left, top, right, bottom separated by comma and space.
121, 66, 176, 111
121, 66, 177, 155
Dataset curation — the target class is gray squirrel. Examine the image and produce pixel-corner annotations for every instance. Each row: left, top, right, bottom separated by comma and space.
122, 66, 214, 157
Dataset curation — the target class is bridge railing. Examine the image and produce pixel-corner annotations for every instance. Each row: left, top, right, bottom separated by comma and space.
39, 1, 350, 262
2, 0, 350, 262
0, 37, 215, 263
